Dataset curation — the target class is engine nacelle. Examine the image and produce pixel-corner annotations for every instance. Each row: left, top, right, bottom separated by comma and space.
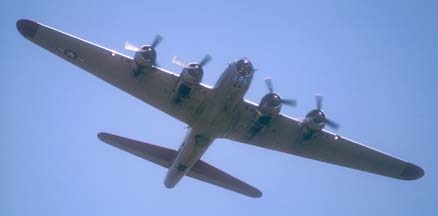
249, 93, 283, 135
172, 63, 203, 103
302, 109, 326, 138
132, 45, 157, 75
257, 93, 282, 117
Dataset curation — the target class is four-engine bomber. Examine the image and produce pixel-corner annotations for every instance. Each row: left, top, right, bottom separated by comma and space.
17, 19, 424, 198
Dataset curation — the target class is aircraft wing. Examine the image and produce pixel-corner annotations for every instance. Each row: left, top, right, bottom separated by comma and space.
98, 132, 262, 198
17, 19, 209, 124
225, 100, 424, 180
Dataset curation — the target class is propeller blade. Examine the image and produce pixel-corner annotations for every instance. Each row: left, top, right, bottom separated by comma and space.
172, 56, 193, 69
199, 54, 212, 66
151, 35, 163, 48
264, 77, 274, 93
125, 41, 141, 52
315, 94, 323, 110
281, 99, 297, 107
326, 118, 340, 130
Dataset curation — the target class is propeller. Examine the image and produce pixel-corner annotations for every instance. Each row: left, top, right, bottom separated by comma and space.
172, 54, 212, 69
124, 34, 163, 52
265, 77, 274, 93
172, 56, 190, 68
264, 77, 297, 107
313, 94, 339, 130
124, 41, 141, 52
199, 54, 212, 67
150, 35, 163, 48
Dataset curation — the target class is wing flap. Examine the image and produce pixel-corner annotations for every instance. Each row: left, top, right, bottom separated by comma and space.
98, 132, 262, 198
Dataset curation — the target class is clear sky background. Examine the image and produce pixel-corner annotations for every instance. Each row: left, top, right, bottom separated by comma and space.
2, 0, 437, 215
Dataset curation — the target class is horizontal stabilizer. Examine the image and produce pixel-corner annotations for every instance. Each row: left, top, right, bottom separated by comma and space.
98, 132, 262, 198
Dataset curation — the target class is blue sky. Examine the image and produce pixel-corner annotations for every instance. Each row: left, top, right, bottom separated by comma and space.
2, 0, 437, 215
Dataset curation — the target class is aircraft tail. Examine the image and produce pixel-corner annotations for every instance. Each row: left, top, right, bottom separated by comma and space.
98, 132, 262, 198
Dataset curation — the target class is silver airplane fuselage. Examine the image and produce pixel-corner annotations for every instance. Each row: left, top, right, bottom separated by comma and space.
164, 60, 254, 188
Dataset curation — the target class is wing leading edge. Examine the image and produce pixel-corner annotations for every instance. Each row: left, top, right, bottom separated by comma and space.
98, 132, 262, 198
16, 19, 210, 125
226, 101, 424, 181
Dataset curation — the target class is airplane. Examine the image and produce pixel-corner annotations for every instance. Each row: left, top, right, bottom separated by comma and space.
16, 19, 424, 198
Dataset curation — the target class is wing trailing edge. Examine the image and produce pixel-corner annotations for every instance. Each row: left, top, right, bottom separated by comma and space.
98, 132, 262, 198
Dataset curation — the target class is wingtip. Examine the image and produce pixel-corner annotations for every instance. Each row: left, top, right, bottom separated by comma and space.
400, 163, 424, 180
252, 190, 263, 198
97, 132, 111, 142
244, 187, 262, 198
16, 19, 39, 38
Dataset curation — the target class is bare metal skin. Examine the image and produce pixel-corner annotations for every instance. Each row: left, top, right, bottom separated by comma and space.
17, 19, 423, 198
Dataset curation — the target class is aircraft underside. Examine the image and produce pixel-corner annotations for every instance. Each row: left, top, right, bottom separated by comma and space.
16, 19, 424, 198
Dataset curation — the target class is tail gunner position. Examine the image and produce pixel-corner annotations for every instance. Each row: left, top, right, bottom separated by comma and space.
17, 19, 424, 198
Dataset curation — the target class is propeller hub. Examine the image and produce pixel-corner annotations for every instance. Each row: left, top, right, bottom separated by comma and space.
258, 77, 297, 116
303, 95, 340, 131
140, 46, 157, 64
186, 63, 203, 77
125, 35, 162, 68
314, 110, 327, 124
172, 55, 211, 84
261, 93, 282, 107
258, 93, 282, 116
188, 63, 202, 71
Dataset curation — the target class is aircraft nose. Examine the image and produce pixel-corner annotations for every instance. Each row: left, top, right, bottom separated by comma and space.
16, 19, 39, 38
